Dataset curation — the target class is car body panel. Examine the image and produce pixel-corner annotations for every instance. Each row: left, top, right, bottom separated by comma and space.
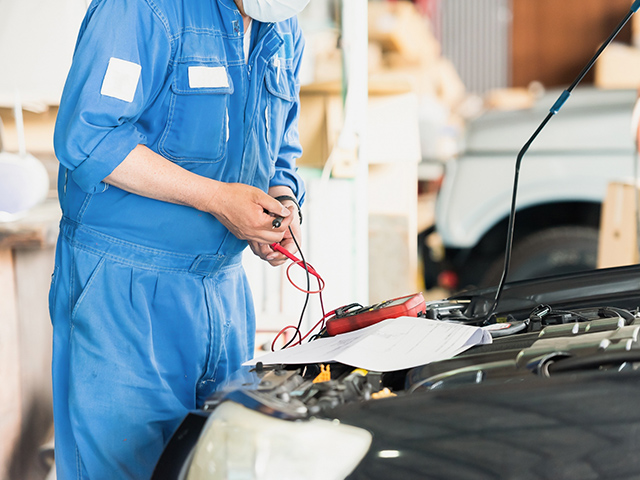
154, 264, 640, 479
340, 372, 640, 480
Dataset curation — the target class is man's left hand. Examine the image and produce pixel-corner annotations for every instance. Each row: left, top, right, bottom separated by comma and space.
249, 188, 302, 266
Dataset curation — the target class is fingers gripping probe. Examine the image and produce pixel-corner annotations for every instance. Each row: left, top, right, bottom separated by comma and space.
271, 215, 284, 229
270, 242, 321, 278
263, 208, 285, 229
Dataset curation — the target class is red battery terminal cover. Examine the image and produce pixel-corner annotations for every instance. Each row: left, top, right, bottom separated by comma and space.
325, 292, 426, 336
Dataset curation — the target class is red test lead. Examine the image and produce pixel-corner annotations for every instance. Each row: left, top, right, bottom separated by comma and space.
269, 241, 327, 351
270, 242, 321, 279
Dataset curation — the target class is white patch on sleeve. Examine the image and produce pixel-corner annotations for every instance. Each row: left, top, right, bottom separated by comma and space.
100, 57, 141, 103
188, 66, 229, 89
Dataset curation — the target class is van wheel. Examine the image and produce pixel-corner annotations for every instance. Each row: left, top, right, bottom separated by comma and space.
481, 226, 600, 287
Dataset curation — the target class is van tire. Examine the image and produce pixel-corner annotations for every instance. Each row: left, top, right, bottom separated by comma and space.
481, 226, 600, 287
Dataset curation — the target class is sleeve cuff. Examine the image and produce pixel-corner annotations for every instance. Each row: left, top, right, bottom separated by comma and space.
270, 168, 306, 205
71, 122, 146, 193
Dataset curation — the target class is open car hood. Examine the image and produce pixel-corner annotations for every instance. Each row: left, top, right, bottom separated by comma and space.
152, 264, 640, 480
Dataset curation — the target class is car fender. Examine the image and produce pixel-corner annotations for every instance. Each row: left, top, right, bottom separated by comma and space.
436, 87, 638, 249
436, 151, 636, 248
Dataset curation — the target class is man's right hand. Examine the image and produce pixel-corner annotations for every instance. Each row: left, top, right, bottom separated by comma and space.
204, 182, 293, 244
104, 145, 292, 245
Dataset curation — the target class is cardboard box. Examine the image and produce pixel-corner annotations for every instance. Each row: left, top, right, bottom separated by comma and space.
298, 82, 421, 171
594, 42, 640, 89
368, 0, 440, 66
297, 85, 345, 169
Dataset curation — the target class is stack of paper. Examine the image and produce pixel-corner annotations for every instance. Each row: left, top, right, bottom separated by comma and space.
244, 317, 492, 372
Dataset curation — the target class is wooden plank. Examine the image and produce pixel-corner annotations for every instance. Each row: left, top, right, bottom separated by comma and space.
0, 199, 59, 478
14, 247, 55, 420
0, 249, 22, 480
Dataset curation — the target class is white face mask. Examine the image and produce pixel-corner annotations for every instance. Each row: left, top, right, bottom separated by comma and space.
242, 0, 310, 23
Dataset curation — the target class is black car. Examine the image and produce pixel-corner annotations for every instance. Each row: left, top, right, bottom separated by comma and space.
152, 4, 640, 478
152, 264, 640, 479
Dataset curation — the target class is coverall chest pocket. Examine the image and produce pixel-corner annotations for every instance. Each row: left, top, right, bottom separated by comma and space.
159, 63, 234, 163
264, 59, 296, 161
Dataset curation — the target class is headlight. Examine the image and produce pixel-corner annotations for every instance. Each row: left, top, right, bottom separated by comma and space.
185, 401, 372, 480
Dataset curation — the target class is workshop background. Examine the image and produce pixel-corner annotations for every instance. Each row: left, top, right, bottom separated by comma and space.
2, 0, 640, 479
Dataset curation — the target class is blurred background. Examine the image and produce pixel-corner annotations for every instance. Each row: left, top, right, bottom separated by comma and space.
3, 0, 640, 478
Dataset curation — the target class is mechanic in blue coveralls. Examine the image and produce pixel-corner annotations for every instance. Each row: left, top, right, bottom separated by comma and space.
49, 0, 309, 478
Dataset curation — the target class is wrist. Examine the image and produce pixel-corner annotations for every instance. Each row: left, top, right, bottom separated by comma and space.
274, 194, 302, 224
199, 179, 224, 214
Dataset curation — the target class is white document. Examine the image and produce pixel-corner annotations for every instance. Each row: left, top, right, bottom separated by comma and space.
244, 317, 493, 372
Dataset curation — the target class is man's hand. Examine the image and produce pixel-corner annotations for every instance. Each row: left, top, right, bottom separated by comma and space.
248, 186, 302, 266
205, 182, 294, 245
104, 146, 299, 248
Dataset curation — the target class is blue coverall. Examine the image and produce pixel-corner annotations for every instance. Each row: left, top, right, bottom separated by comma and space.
49, 0, 305, 478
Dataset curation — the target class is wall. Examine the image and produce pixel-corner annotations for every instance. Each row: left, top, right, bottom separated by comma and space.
512, 0, 633, 88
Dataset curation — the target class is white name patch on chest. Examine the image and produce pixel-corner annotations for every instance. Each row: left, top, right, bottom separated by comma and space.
100, 57, 141, 103
188, 66, 229, 89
